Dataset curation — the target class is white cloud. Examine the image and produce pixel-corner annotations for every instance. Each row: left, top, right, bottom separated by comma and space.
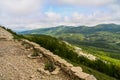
71, 11, 120, 25
44, 12, 62, 22
51, 0, 116, 6
0, 0, 42, 15
109, 4, 120, 13
0, 0, 120, 31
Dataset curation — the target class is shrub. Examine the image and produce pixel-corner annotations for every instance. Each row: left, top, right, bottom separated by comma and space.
44, 61, 56, 72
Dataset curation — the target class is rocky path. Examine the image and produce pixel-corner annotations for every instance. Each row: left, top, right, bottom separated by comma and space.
0, 40, 70, 80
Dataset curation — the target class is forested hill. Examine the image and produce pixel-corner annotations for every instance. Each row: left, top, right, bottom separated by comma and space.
20, 23, 120, 35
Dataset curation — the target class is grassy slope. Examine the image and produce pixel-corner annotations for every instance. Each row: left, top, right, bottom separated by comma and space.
73, 44, 120, 67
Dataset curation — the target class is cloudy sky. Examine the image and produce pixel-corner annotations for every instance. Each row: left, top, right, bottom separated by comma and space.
0, 0, 120, 31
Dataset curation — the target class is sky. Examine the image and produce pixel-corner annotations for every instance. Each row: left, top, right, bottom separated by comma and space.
0, 0, 120, 31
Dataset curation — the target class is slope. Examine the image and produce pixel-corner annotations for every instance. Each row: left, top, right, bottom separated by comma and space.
0, 26, 72, 80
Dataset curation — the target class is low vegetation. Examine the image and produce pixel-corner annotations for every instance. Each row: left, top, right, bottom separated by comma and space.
44, 61, 56, 72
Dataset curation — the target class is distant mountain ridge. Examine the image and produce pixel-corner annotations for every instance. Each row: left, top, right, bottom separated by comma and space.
20, 23, 120, 35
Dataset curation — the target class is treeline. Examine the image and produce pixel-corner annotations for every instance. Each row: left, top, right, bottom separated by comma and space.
24, 34, 120, 79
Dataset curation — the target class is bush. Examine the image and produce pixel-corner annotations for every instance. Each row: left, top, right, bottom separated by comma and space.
31, 51, 39, 57
44, 61, 56, 72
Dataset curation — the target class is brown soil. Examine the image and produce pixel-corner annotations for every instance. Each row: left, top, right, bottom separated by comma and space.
0, 40, 71, 80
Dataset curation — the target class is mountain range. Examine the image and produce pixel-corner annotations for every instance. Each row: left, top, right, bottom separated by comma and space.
20, 23, 120, 35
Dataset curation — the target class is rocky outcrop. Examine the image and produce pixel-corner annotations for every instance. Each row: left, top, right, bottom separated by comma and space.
0, 27, 13, 40
22, 39, 97, 80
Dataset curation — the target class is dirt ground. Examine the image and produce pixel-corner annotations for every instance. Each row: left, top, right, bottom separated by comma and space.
0, 40, 71, 80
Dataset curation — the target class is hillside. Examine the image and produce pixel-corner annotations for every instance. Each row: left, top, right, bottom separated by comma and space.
20, 23, 120, 79
0, 27, 71, 80
0, 26, 98, 80
20, 24, 120, 60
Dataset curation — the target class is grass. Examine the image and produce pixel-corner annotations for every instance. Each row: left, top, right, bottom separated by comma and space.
98, 55, 120, 67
